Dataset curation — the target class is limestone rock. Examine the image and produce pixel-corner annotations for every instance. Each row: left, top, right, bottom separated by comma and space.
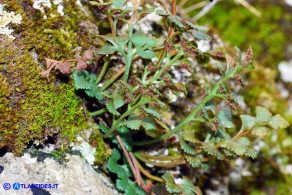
0, 153, 118, 195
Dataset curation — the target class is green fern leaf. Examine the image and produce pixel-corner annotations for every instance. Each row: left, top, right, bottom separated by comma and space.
115, 35, 129, 49
145, 34, 164, 49
240, 115, 256, 131
155, 10, 171, 16
107, 150, 119, 173
73, 70, 96, 89
106, 101, 121, 116
190, 30, 211, 41
132, 31, 147, 48
98, 44, 116, 55
200, 143, 223, 160
155, 9, 170, 16
255, 106, 272, 124
72, 70, 103, 100
182, 177, 202, 195
237, 137, 250, 146
136, 49, 156, 59
251, 126, 270, 137
112, 0, 126, 9
218, 109, 235, 128
180, 138, 196, 155
184, 21, 209, 32
222, 149, 237, 157
125, 116, 141, 130
235, 47, 242, 64
141, 117, 156, 130
219, 139, 247, 156
99, 122, 109, 134
114, 94, 124, 109
162, 173, 182, 193
185, 155, 202, 168
245, 148, 258, 159
168, 15, 186, 29
182, 131, 198, 144
268, 114, 289, 129
142, 107, 161, 118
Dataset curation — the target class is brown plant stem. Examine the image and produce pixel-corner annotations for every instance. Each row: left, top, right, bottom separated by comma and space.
115, 135, 137, 181
101, 66, 125, 91
134, 153, 185, 168
138, 152, 182, 161
136, 160, 164, 183
129, 152, 145, 187
232, 130, 251, 140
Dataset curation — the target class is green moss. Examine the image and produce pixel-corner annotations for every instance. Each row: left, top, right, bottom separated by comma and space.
89, 127, 112, 165
197, 1, 290, 67
0, 0, 106, 158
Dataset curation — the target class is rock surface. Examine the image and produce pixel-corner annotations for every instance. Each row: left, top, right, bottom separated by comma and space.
0, 153, 118, 195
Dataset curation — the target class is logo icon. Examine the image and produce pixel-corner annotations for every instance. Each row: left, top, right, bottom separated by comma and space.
12, 182, 21, 190
3, 183, 11, 190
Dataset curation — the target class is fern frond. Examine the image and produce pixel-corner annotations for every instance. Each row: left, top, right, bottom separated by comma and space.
180, 138, 196, 155
162, 173, 182, 194
200, 142, 223, 160
185, 155, 202, 168
106, 101, 121, 116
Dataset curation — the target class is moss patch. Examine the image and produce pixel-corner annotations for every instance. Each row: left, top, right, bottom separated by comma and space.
197, 0, 291, 66
0, 0, 106, 159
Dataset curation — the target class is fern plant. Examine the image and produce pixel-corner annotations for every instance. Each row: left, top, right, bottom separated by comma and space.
41, 0, 289, 194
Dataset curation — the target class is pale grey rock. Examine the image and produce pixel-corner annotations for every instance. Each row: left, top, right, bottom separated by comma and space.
0, 153, 118, 195
279, 60, 292, 83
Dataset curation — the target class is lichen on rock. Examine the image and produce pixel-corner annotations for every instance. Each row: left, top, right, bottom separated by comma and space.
0, 4, 22, 39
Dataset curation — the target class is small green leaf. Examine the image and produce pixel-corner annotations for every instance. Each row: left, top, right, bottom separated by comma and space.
72, 70, 104, 100
114, 94, 124, 109
190, 30, 211, 41
115, 36, 129, 50
218, 109, 235, 128
237, 137, 250, 146
240, 115, 256, 131
200, 143, 223, 160
251, 126, 270, 137
185, 155, 201, 168
125, 116, 141, 130
182, 131, 198, 144
112, 0, 125, 9
219, 139, 247, 156
99, 122, 109, 134
144, 35, 164, 49
182, 178, 202, 195
256, 106, 272, 124
141, 117, 156, 130
168, 15, 185, 28
136, 49, 155, 59
106, 101, 120, 116
85, 87, 104, 100
180, 138, 196, 155
155, 9, 170, 16
162, 173, 182, 193
184, 21, 209, 32
98, 35, 118, 47
117, 126, 130, 133
98, 44, 116, 55
235, 47, 242, 64
73, 70, 97, 89
107, 148, 121, 173
142, 107, 161, 118
268, 114, 289, 129
132, 32, 147, 48
245, 148, 258, 159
